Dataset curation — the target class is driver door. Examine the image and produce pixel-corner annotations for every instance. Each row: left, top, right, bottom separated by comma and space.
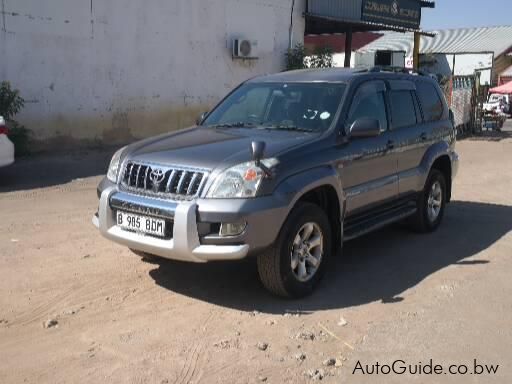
340, 80, 399, 216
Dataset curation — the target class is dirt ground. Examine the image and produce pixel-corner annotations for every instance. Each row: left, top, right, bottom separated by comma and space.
1, 125, 511, 384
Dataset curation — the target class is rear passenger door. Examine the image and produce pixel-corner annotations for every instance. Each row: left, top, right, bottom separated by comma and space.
389, 80, 440, 196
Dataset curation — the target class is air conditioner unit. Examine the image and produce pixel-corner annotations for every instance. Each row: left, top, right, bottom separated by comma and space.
233, 39, 259, 59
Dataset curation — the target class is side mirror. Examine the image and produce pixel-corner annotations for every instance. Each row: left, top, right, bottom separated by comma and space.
251, 141, 272, 178
196, 111, 209, 125
251, 141, 266, 166
349, 118, 381, 138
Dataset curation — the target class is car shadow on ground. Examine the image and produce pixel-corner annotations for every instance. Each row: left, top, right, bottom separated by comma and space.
0, 149, 115, 193
149, 201, 511, 314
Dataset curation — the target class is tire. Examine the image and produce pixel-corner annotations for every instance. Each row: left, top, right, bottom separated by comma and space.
409, 169, 447, 233
257, 202, 332, 298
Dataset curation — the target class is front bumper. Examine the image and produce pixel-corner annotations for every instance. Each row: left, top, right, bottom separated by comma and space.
93, 185, 288, 263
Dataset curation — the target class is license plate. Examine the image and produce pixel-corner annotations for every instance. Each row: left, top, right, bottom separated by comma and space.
116, 211, 166, 237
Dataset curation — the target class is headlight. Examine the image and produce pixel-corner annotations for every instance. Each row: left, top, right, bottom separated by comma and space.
207, 159, 278, 198
107, 147, 126, 183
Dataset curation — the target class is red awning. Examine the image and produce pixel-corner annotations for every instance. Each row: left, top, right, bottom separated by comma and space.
490, 81, 512, 94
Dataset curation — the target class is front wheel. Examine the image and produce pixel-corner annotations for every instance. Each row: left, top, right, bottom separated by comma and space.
257, 202, 331, 298
409, 169, 447, 233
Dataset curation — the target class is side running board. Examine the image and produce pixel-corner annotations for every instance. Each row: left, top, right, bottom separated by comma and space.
344, 201, 417, 241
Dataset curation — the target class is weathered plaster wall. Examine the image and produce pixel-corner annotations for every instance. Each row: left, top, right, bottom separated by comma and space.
0, 0, 305, 148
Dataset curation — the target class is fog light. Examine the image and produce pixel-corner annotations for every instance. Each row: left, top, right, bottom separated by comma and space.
220, 222, 247, 237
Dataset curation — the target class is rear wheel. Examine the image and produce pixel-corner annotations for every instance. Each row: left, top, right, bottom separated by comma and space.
409, 169, 447, 233
257, 202, 331, 298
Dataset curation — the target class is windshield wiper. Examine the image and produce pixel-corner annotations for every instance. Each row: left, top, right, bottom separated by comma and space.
264, 125, 315, 133
211, 122, 255, 129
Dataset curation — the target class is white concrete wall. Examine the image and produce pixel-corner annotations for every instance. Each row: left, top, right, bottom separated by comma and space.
332, 53, 355, 68
0, 0, 305, 147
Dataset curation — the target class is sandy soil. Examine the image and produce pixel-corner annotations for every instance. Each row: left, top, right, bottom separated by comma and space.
1, 126, 511, 384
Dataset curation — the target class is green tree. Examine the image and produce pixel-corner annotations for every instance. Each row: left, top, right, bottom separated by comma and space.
285, 44, 334, 71
0, 81, 30, 155
285, 44, 308, 70
310, 46, 334, 69
0, 81, 24, 120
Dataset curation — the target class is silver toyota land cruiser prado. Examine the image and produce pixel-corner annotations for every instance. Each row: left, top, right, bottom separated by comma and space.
94, 68, 459, 298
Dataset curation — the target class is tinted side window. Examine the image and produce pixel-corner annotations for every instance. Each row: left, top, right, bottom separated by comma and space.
347, 82, 388, 132
416, 82, 444, 122
389, 91, 417, 129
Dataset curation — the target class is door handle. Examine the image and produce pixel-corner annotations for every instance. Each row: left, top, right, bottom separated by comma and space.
420, 132, 428, 141
386, 140, 395, 150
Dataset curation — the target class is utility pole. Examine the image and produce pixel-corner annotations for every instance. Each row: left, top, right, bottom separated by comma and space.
413, 32, 420, 70
344, 27, 353, 68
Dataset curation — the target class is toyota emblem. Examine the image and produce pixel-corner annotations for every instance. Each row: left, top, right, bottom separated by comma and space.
150, 168, 166, 184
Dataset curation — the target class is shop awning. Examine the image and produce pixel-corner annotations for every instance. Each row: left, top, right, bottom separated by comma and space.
306, 0, 436, 35
305, 13, 434, 35
490, 81, 512, 94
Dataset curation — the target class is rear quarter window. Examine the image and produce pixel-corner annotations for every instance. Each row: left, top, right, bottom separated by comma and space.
416, 82, 444, 122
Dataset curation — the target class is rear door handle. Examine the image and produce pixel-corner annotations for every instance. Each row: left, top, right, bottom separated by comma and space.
387, 140, 395, 150
420, 132, 428, 141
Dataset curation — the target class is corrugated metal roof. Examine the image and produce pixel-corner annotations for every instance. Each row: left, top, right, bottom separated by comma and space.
358, 26, 512, 57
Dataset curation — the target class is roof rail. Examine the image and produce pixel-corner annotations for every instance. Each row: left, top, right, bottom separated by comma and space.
369, 66, 428, 76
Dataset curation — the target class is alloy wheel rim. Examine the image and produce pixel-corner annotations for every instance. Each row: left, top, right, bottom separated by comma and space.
290, 222, 323, 282
427, 181, 443, 222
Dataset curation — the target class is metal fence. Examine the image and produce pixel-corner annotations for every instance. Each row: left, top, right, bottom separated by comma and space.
442, 74, 485, 136
450, 76, 476, 135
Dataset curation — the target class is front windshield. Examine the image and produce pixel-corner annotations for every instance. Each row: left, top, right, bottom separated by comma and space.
203, 82, 346, 132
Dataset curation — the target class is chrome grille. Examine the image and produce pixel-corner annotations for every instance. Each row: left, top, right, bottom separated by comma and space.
121, 162, 207, 199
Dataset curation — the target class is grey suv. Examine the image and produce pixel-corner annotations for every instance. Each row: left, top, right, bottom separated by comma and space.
93, 68, 459, 298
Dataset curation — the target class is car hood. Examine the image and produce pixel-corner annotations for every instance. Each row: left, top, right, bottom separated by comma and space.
126, 126, 319, 170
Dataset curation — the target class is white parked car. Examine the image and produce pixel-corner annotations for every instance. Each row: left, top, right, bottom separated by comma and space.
0, 116, 15, 168
483, 93, 510, 115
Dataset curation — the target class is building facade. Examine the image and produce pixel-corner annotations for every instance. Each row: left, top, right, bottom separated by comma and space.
0, 0, 305, 148
498, 64, 512, 86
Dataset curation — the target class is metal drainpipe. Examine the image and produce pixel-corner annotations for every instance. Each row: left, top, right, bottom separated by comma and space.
289, 0, 296, 49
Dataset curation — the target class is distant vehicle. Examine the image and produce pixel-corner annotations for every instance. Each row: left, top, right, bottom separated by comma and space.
483, 93, 510, 115
94, 68, 459, 298
0, 116, 15, 168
